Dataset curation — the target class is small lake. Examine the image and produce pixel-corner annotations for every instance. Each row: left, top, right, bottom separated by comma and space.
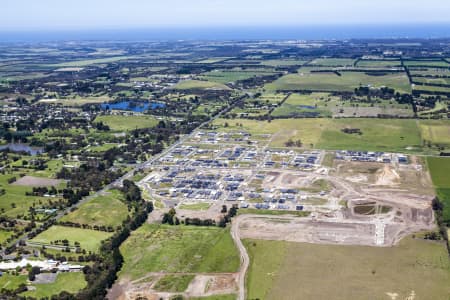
101, 101, 166, 112
0, 143, 44, 155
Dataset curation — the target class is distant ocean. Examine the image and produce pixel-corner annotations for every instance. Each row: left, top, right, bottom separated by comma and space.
1, 24, 450, 42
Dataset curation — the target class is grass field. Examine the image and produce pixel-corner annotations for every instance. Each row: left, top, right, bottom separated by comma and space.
30, 225, 113, 252
60, 190, 129, 228
94, 115, 159, 131
356, 60, 402, 68
49, 56, 133, 67
261, 59, 307, 67
0, 274, 27, 291
316, 119, 422, 152
0, 172, 55, 218
0, 229, 14, 244
213, 118, 423, 152
21, 272, 87, 298
310, 58, 355, 67
190, 295, 236, 300
178, 202, 211, 210
118, 224, 240, 281
419, 120, 450, 146
171, 80, 231, 90
266, 71, 411, 93
244, 236, 450, 300
200, 70, 275, 84
404, 60, 450, 67
238, 209, 310, 217
427, 157, 450, 223
153, 274, 195, 292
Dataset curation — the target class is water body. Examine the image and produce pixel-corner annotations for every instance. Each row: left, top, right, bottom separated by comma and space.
1, 24, 450, 42
0, 143, 44, 155
101, 101, 165, 112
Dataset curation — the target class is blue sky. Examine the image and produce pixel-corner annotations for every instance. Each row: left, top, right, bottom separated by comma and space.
2, 0, 450, 31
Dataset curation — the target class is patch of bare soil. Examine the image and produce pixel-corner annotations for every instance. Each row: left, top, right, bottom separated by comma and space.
375, 165, 400, 186
13, 175, 63, 187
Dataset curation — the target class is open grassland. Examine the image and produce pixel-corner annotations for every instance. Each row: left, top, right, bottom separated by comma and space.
118, 224, 240, 281
30, 225, 113, 253
0, 274, 27, 291
21, 272, 87, 298
271, 93, 332, 117
190, 295, 236, 300
0, 229, 14, 244
178, 202, 211, 210
266, 71, 411, 93
261, 59, 307, 66
153, 274, 195, 292
49, 56, 134, 67
309, 58, 355, 67
356, 59, 402, 68
213, 118, 329, 148
245, 236, 450, 300
413, 76, 450, 85
38, 96, 110, 106
60, 190, 129, 228
419, 120, 450, 146
200, 70, 276, 84
94, 115, 158, 131
316, 119, 422, 152
0, 173, 55, 218
427, 157, 450, 223
404, 60, 450, 67
213, 118, 424, 152
171, 79, 231, 90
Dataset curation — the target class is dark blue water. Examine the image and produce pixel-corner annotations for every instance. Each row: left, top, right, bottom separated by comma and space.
101, 101, 165, 112
1, 24, 450, 42
0, 143, 44, 155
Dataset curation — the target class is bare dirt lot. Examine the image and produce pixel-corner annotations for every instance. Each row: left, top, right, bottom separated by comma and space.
12, 175, 63, 187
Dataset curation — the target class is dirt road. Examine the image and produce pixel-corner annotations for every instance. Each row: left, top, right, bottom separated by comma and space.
231, 215, 250, 300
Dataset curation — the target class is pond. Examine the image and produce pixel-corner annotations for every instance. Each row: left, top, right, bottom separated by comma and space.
0, 143, 44, 155
101, 101, 165, 112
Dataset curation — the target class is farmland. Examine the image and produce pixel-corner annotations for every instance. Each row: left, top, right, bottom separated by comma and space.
266, 71, 411, 93
244, 236, 450, 300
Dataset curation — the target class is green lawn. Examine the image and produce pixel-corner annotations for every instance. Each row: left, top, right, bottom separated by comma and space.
171, 80, 231, 90
118, 224, 240, 281
21, 272, 87, 298
94, 115, 159, 131
60, 190, 129, 228
245, 236, 450, 300
30, 225, 113, 252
